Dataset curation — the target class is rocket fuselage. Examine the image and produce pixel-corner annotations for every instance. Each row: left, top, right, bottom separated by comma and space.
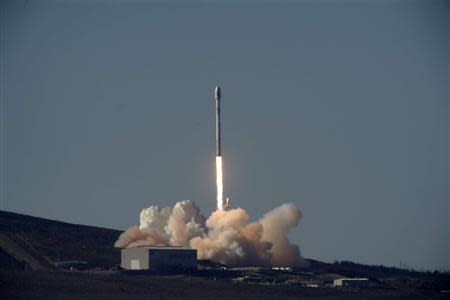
215, 86, 222, 156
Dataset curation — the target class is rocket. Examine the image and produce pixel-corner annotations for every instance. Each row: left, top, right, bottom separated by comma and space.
215, 85, 222, 156
214, 85, 230, 210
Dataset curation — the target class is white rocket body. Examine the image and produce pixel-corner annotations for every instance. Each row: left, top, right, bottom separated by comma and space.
215, 86, 222, 156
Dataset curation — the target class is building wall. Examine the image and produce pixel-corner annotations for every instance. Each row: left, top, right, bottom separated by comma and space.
121, 247, 149, 270
121, 247, 197, 271
333, 278, 370, 288
148, 248, 197, 271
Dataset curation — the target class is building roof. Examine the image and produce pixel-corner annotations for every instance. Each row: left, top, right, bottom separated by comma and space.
124, 245, 196, 251
334, 278, 369, 281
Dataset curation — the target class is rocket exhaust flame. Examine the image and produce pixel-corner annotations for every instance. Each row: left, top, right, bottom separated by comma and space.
216, 156, 223, 211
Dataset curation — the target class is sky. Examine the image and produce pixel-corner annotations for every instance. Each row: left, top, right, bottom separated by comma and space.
1, 0, 449, 271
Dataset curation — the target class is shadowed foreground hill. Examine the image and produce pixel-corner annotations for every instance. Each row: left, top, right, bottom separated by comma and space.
2, 270, 448, 300
0, 210, 120, 268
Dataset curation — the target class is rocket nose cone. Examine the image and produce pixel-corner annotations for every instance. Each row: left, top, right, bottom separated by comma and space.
215, 85, 221, 100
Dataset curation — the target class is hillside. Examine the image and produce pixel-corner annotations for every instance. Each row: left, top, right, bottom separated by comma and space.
0, 210, 120, 269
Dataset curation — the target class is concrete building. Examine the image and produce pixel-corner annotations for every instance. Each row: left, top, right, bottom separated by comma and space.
333, 277, 370, 288
121, 246, 197, 271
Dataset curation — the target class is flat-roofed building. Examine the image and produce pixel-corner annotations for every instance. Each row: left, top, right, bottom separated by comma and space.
121, 246, 197, 271
333, 277, 370, 288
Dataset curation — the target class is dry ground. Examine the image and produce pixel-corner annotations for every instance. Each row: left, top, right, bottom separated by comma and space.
1, 270, 448, 300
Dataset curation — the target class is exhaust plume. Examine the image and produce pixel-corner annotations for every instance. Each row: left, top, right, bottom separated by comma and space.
115, 201, 308, 267
216, 156, 223, 210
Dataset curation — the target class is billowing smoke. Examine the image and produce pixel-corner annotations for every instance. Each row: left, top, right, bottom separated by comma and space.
115, 201, 205, 248
115, 201, 308, 267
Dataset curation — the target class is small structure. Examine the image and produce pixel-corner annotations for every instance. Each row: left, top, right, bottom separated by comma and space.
121, 246, 197, 271
333, 277, 370, 288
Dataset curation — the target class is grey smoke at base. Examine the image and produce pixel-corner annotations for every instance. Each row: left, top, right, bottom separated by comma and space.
115, 201, 309, 267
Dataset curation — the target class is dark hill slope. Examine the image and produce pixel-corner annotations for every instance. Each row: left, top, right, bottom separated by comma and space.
0, 210, 121, 268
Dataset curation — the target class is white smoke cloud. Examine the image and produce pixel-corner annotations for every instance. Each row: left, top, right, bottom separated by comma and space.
115, 201, 308, 267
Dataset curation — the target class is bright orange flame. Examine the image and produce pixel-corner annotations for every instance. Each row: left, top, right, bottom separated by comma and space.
216, 156, 223, 210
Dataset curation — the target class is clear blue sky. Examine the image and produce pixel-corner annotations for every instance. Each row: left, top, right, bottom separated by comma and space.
1, 0, 448, 271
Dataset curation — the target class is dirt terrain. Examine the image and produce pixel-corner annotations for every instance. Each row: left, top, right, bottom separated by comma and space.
0, 210, 449, 299
3, 270, 449, 300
